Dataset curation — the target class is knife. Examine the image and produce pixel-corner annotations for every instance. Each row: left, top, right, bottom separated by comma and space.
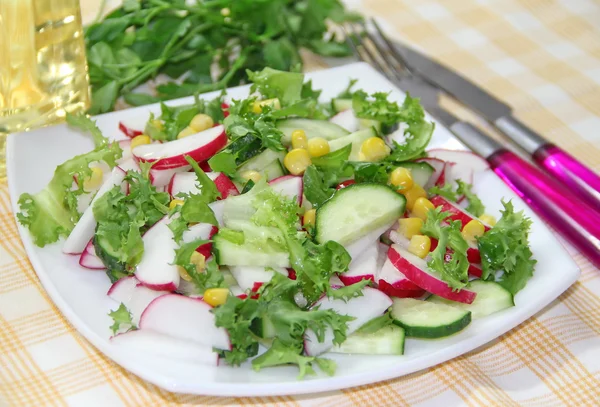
392, 74, 600, 269
385, 31, 600, 212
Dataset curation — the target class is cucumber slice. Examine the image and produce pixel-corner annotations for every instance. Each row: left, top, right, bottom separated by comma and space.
277, 119, 350, 145
393, 162, 435, 188
331, 98, 353, 113
391, 298, 471, 338
427, 280, 514, 319
237, 148, 285, 174
329, 128, 377, 161
330, 325, 405, 355
93, 236, 127, 276
315, 183, 406, 246
213, 233, 290, 268
260, 159, 285, 181
251, 316, 277, 339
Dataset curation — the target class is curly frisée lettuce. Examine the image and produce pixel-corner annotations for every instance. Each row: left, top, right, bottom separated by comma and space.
17, 114, 122, 246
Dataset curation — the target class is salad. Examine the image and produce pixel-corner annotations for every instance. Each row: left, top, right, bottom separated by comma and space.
17, 67, 536, 378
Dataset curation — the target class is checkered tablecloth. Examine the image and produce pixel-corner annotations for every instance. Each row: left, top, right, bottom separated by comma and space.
2, 0, 600, 406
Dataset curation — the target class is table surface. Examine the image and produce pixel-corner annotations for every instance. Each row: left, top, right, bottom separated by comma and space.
2, 0, 600, 406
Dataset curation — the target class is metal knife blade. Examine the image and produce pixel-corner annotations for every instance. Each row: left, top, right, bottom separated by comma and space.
392, 41, 511, 122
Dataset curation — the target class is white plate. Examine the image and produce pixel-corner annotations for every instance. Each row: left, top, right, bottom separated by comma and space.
7, 63, 580, 396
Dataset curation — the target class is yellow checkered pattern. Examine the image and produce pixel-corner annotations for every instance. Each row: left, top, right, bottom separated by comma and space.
2, 0, 600, 405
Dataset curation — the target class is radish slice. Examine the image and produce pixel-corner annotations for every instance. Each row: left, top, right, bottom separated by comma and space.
221, 102, 230, 118
132, 125, 227, 169
135, 217, 180, 291
139, 294, 230, 350
110, 330, 218, 366
329, 109, 360, 133
79, 239, 105, 270
150, 165, 191, 188
430, 195, 491, 231
387, 244, 476, 304
416, 157, 447, 189
383, 124, 408, 148
168, 172, 239, 199
269, 175, 303, 205
229, 266, 287, 292
426, 149, 489, 173
468, 263, 483, 278
117, 157, 140, 173
118, 139, 133, 163
377, 257, 422, 292
182, 223, 215, 258
304, 287, 392, 356
344, 224, 392, 261
377, 281, 426, 298
107, 276, 168, 324
63, 167, 127, 254
339, 244, 378, 286
119, 117, 148, 138
209, 200, 225, 227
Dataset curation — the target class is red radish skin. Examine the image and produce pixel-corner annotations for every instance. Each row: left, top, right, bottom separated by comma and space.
377, 281, 426, 298
377, 257, 422, 291
430, 195, 491, 231
336, 180, 355, 190
340, 244, 378, 286
287, 269, 297, 280
221, 103, 230, 118
468, 263, 483, 278
269, 176, 303, 206
79, 239, 106, 270
133, 125, 227, 169
388, 244, 476, 304
212, 173, 239, 199
119, 122, 144, 138
139, 294, 231, 350
200, 161, 211, 171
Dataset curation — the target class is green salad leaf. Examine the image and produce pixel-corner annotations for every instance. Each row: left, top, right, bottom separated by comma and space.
477, 201, 536, 294
108, 303, 135, 335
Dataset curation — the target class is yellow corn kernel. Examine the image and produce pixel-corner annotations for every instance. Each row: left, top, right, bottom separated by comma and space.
190, 252, 206, 273
130, 135, 151, 150
177, 126, 197, 139
462, 219, 485, 242
284, 148, 312, 175
303, 209, 316, 227
389, 167, 414, 190
83, 166, 104, 192
307, 137, 330, 158
398, 217, 424, 239
252, 98, 281, 114
240, 170, 261, 183
408, 235, 431, 259
291, 129, 308, 150
402, 183, 427, 211
151, 119, 164, 130
178, 266, 193, 282
479, 214, 497, 226
204, 288, 230, 307
220, 7, 230, 16
189, 113, 214, 132
169, 199, 185, 210
412, 197, 435, 221
360, 137, 390, 162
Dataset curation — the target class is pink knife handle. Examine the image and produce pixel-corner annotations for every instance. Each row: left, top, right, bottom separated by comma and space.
488, 149, 600, 268
533, 144, 600, 213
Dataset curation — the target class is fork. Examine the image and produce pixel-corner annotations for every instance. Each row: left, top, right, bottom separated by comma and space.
341, 20, 600, 268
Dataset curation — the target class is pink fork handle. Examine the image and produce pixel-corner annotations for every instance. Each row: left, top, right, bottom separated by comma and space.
533, 144, 600, 213
489, 149, 600, 269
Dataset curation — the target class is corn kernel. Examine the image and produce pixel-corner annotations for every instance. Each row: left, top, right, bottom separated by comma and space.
462, 219, 485, 242
252, 98, 281, 114
479, 214, 497, 226
178, 266, 193, 282
240, 170, 261, 183
360, 137, 390, 162
307, 137, 330, 158
412, 197, 435, 220
191, 252, 206, 273
284, 148, 312, 175
130, 135, 151, 150
220, 7, 230, 16
303, 209, 316, 227
389, 167, 414, 190
177, 126, 197, 139
169, 199, 185, 210
204, 288, 230, 307
408, 235, 431, 259
402, 183, 427, 211
81, 166, 103, 192
291, 129, 308, 149
398, 217, 424, 239
189, 113, 214, 132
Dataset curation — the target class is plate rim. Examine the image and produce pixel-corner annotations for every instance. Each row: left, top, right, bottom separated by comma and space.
6, 62, 581, 396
